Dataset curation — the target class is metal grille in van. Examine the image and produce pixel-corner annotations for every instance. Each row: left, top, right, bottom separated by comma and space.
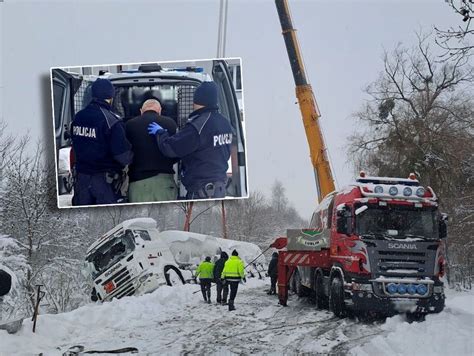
177, 85, 195, 128
73, 80, 93, 114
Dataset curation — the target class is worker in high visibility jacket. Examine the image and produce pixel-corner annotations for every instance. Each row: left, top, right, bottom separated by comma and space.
196, 256, 214, 303
221, 249, 246, 311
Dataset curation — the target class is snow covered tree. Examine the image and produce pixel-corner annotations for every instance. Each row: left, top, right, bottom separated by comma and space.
0, 234, 29, 320
0, 138, 90, 313
271, 180, 289, 214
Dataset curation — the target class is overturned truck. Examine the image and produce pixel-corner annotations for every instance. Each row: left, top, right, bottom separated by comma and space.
83, 218, 265, 302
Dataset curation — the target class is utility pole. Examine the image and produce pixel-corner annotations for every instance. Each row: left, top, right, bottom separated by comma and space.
217, 0, 230, 239
217, 0, 229, 58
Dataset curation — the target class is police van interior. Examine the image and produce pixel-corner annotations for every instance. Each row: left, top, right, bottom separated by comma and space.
52, 59, 247, 205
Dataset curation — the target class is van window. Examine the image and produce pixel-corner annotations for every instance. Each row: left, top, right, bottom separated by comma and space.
53, 82, 65, 130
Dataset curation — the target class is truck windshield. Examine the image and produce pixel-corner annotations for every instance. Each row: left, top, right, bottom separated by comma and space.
356, 205, 438, 240
85, 231, 135, 279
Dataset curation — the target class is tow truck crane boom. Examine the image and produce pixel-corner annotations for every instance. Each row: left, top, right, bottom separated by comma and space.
275, 0, 335, 202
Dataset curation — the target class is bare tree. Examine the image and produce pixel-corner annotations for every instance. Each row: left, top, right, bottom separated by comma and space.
436, 0, 474, 59
349, 33, 474, 287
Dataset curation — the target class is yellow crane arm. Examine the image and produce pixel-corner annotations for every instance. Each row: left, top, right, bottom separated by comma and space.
275, 0, 335, 202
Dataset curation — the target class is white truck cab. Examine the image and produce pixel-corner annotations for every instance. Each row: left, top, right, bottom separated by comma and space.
84, 218, 184, 302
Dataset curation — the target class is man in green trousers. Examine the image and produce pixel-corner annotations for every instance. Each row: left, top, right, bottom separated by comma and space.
125, 99, 178, 202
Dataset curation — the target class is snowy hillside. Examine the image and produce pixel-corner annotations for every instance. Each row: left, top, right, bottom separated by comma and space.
0, 279, 473, 355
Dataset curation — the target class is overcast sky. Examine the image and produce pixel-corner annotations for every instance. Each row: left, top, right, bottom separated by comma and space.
0, 0, 460, 219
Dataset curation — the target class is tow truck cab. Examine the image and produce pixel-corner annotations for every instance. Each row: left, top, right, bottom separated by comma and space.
294, 174, 447, 316
52, 59, 247, 199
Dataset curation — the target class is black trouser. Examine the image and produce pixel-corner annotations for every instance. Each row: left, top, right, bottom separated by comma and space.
73, 172, 123, 206
200, 279, 212, 301
270, 276, 277, 294
226, 280, 240, 303
186, 181, 227, 199
216, 279, 228, 303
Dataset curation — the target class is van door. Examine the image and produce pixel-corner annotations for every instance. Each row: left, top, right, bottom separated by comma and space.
51, 68, 83, 149
212, 59, 247, 197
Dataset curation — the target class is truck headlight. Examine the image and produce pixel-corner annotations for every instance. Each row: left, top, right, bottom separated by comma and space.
403, 187, 412, 197
389, 186, 398, 196
416, 187, 425, 197
416, 284, 428, 295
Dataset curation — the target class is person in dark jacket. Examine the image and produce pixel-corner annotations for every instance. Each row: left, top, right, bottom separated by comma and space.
71, 78, 133, 206
267, 252, 279, 295
213, 251, 229, 304
147, 81, 233, 199
125, 99, 178, 202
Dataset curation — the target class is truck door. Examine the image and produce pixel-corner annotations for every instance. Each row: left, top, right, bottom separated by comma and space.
212, 60, 248, 197
51, 68, 83, 150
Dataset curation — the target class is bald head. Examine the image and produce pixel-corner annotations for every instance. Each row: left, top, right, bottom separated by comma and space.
141, 99, 162, 115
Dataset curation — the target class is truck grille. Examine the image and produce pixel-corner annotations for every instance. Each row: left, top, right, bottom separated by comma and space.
366, 241, 438, 278
101, 266, 136, 300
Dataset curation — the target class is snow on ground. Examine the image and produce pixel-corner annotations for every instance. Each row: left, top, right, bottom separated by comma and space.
1, 279, 473, 355
352, 289, 474, 356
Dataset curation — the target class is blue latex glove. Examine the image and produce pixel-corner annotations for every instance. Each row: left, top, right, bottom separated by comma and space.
147, 122, 166, 135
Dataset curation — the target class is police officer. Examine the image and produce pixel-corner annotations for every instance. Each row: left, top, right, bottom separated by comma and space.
195, 256, 214, 304
221, 249, 245, 311
71, 78, 133, 205
147, 81, 233, 199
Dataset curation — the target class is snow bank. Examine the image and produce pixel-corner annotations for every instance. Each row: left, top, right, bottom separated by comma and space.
0, 280, 267, 356
0, 284, 197, 356
352, 289, 474, 356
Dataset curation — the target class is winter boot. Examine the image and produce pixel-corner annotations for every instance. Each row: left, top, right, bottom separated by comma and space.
228, 300, 236, 311
221, 300, 227, 306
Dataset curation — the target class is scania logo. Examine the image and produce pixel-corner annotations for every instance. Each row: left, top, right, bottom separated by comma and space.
104, 263, 122, 277
387, 243, 417, 250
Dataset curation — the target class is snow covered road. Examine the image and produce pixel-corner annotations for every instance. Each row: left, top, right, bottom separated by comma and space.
1, 279, 473, 355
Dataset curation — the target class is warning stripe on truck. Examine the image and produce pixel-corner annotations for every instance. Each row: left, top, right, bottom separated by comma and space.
285, 253, 308, 265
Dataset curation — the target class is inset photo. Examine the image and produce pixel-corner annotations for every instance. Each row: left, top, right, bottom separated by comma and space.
51, 58, 248, 208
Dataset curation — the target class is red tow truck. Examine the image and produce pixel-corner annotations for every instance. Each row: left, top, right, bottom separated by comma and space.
273, 173, 447, 317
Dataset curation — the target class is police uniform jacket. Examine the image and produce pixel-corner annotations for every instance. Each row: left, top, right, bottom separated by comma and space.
155, 106, 233, 191
71, 99, 133, 175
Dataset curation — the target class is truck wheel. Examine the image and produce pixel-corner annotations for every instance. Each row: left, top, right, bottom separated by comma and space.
314, 272, 328, 309
329, 276, 346, 317
164, 266, 185, 286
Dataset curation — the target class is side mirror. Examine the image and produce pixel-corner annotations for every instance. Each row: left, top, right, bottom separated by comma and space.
439, 213, 448, 239
336, 206, 351, 235
0, 269, 12, 297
